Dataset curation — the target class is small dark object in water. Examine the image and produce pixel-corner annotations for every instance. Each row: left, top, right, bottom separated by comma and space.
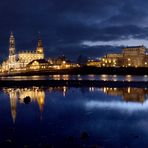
80, 132, 89, 140
5, 139, 12, 143
24, 145, 29, 148
23, 96, 31, 104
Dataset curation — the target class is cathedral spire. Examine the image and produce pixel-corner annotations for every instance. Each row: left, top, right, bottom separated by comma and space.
38, 38, 43, 48
36, 34, 44, 56
10, 31, 13, 37
9, 32, 15, 56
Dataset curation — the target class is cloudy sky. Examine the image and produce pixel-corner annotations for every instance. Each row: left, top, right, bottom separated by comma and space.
0, 0, 148, 60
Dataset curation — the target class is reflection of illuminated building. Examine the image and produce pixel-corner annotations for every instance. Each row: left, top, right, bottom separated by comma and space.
101, 87, 146, 103
3, 86, 68, 123
9, 91, 17, 123
36, 90, 45, 113
48, 86, 68, 97
123, 88, 145, 103
51, 75, 70, 80
4, 87, 45, 122
16, 87, 45, 105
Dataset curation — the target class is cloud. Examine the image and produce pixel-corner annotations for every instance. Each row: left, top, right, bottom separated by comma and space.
0, 0, 148, 60
82, 38, 148, 47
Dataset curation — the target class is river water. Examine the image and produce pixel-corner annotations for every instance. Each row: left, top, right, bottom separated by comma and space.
0, 75, 148, 147
1, 74, 148, 81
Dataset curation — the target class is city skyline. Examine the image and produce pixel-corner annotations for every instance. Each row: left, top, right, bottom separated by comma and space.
1, 33, 148, 75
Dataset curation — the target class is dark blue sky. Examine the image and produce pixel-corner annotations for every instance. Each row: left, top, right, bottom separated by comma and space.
0, 0, 148, 60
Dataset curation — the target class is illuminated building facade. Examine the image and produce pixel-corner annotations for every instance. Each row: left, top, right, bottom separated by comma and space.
48, 56, 76, 69
0, 33, 76, 73
27, 59, 50, 70
101, 54, 123, 67
87, 60, 101, 67
2, 32, 44, 72
123, 46, 146, 67
101, 46, 148, 67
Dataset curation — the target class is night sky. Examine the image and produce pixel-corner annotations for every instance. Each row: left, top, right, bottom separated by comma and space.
0, 0, 148, 61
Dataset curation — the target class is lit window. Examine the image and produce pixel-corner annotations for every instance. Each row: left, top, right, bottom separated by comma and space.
128, 58, 131, 61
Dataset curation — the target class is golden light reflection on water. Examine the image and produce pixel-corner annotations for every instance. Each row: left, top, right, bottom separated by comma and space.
2, 75, 148, 82
100, 74, 108, 81
125, 75, 133, 82
3, 85, 148, 124
100, 75, 118, 81
87, 87, 148, 113
3, 86, 68, 123
51, 75, 70, 80
88, 86, 147, 103
101, 87, 146, 103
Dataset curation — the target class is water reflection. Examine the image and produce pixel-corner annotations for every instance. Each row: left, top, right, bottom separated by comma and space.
3, 74, 148, 81
88, 87, 147, 103
2, 85, 148, 147
101, 87, 146, 103
86, 87, 148, 113
3, 86, 148, 124
3, 86, 68, 123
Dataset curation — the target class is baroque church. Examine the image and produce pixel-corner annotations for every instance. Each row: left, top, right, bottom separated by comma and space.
2, 32, 44, 72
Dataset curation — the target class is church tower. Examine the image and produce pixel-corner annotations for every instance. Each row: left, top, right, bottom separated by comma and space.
9, 32, 16, 63
36, 37, 44, 58
9, 32, 15, 56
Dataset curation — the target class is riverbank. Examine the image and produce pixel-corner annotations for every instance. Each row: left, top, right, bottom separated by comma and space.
1, 66, 148, 76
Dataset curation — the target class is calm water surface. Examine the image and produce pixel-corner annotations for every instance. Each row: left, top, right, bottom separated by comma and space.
1, 74, 148, 81
0, 85, 148, 147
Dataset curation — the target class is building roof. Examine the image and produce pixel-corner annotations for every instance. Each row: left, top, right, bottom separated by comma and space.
27, 59, 49, 66
124, 45, 145, 49
106, 53, 123, 58
18, 50, 36, 54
